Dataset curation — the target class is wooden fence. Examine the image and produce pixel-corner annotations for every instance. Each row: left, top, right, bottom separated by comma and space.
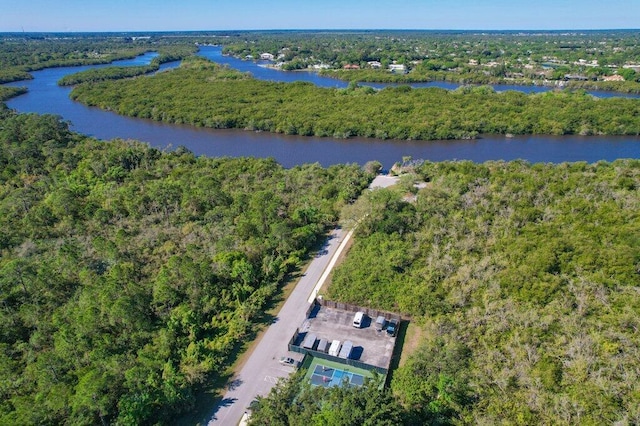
315, 297, 409, 322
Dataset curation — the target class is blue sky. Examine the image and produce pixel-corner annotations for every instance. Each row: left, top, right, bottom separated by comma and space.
1, 0, 638, 32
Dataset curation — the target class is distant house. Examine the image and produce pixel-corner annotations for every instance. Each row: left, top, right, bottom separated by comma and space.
564, 74, 588, 81
603, 74, 625, 82
574, 59, 599, 67
260, 53, 275, 61
367, 61, 382, 69
388, 64, 406, 73
343, 64, 360, 70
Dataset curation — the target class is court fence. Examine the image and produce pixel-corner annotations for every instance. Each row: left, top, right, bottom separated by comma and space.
314, 297, 410, 322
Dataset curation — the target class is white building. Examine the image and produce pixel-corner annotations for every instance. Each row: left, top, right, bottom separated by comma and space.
388, 64, 406, 72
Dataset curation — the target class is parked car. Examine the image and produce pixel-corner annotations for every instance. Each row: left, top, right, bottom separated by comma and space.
375, 315, 386, 332
386, 318, 398, 336
279, 356, 296, 366
352, 311, 365, 328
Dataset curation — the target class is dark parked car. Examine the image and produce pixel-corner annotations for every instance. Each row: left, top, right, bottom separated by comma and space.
386, 319, 398, 336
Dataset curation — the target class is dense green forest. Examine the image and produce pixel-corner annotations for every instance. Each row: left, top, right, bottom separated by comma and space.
71, 57, 640, 140
0, 34, 199, 85
0, 86, 26, 102
327, 160, 640, 424
57, 64, 161, 86
248, 371, 406, 425
0, 36, 148, 84
0, 105, 372, 425
57, 47, 195, 86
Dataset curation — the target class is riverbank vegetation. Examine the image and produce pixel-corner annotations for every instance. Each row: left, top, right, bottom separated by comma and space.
56, 47, 192, 86
0, 86, 26, 101
0, 106, 372, 425
71, 58, 640, 141
328, 159, 640, 424
0, 33, 199, 85
58, 63, 161, 85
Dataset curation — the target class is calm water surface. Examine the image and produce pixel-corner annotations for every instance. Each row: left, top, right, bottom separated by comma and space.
3, 48, 639, 168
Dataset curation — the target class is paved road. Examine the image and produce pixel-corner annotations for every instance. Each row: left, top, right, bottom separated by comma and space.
370, 174, 399, 189
207, 227, 347, 425
206, 175, 398, 425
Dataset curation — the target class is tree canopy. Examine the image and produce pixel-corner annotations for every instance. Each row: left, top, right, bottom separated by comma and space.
248, 372, 406, 426
328, 159, 640, 424
0, 106, 371, 425
71, 58, 640, 141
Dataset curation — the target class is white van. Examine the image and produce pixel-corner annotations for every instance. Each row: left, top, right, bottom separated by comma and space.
375, 315, 386, 332
353, 311, 364, 328
328, 340, 341, 356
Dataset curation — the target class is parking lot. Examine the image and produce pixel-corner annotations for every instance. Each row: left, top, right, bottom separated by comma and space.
295, 305, 397, 370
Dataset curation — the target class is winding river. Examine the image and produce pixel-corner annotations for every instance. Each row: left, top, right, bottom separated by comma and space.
4, 46, 640, 168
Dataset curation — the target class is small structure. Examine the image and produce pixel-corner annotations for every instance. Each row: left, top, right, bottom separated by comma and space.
328, 339, 341, 357
343, 64, 360, 70
368, 61, 382, 69
338, 340, 353, 359
260, 53, 275, 61
603, 74, 625, 82
564, 74, 588, 81
388, 63, 406, 73
302, 333, 317, 350
317, 338, 329, 353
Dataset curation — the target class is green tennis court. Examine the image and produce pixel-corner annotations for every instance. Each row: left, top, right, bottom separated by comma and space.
304, 357, 371, 388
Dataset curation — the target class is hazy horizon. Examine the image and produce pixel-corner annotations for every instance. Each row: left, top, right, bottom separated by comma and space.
1, 0, 637, 33
2, 28, 639, 34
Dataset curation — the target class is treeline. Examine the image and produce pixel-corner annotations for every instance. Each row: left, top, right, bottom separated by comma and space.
0, 106, 371, 424
564, 79, 640, 94
323, 68, 640, 94
322, 67, 534, 85
58, 64, 160, 86
0, 86, 26, 101
0, 35, 198, 86
71, 58, 640, 141
0, 38, 149, 84
249, 371, 406, 425
58, 46, 196, 86
0, 69, 33, 85
328, 159, 640, 424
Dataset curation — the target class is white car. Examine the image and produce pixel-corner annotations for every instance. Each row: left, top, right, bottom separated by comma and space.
279, 356, 296, 366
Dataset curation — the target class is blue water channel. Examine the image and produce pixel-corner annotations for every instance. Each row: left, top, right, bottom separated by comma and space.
3, 47, 639, 168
